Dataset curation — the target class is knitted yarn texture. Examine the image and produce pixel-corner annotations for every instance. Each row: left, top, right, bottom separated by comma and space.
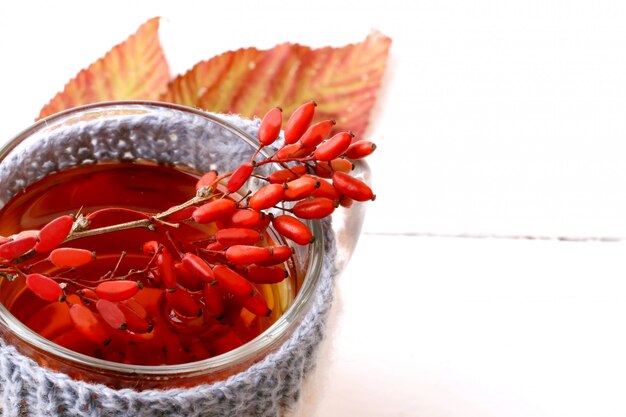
0, 105, 339, 417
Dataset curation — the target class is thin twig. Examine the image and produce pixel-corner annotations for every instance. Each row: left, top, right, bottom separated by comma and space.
64, 192, 215, 243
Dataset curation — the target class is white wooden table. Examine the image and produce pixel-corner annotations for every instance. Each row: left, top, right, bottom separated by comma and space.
2, 1, 626, 416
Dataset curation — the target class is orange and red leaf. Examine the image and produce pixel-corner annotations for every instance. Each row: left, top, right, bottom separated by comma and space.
38, 17, 170, 120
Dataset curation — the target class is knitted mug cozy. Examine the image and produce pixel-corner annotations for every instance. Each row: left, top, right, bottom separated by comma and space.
0, 104, 339, 417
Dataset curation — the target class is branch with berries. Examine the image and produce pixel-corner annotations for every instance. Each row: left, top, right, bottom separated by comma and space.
0, 101, 376, 363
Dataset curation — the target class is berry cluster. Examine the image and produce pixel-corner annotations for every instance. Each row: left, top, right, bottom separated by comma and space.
0, 101, 376, 364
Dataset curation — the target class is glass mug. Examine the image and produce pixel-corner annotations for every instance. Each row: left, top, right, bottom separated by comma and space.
0, 101, 369, 390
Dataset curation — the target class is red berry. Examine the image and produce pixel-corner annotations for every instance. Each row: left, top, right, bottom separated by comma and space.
284, 177, 319, 201
276, 143, 304, 160
268, 165, 308, 184
193, 198, 237, 224
157, 249, 177, 289
25, 274, 63, 302
142, 240, 160, 256
117, 303, 152, 333
339, 196, 354, 208
212, 265, 254, 296
243, 265, 288, 284
182, 253, 214, 283
175, 262, 203, 291
330, 158, 353, 173
80, 288, 98, 301
307, 176, 341, 200
284, 101, 317, 144
292, 145, 315, 158
241, 291, 271, 317
131, 287, 163, 316
63, 295, 82, 307
346, 141, 376, 159
218, 300, 244, 327
225, 245, 271, 264
272, 215, 314, 245
0, 236, 37, 260
216, 228, 261, 247
96, 299, 127, 330
203, 282, 224, 318
49, 248, 94, 268
255, 246, 293, 266
313, 161, 333, 178
122, 298, 148, 319
258, 107, 283, 146
249, 184, 285, 210
226, 162, 254, 193
332, 171, 375, 202
166, 289, 202, 317
292, 197, 337, 219
227, 209, 268, 229
313, 132, 353, 161
195, 170, 218, 191
69, 304, 109, 343
35, 215, 74, 253
95, 280, 140, 302
300, 119, 335, 147
13, 230, 38, 240
205, 241, 226, 252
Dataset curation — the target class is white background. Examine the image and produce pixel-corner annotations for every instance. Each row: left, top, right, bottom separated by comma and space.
2, 1, 626, 416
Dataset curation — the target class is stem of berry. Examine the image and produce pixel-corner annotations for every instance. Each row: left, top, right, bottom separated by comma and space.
65, 191, 215, 243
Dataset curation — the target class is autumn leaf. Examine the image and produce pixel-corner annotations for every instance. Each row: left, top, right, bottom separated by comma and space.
160, 31, 391, 137
38, 17, 170, 120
